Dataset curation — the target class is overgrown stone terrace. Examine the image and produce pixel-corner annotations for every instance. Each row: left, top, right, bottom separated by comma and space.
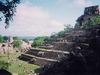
19, 48, 69, 66
19, 5, 100, 75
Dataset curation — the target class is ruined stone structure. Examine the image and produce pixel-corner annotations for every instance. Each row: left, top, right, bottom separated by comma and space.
0, 36, 14, 54
21, 40, 32, 49
74, 5, 100, 29
38, 6, 100, 75
8, 36, 13, 43
18, 5, 100, 75
84, 5, 100, 15
0, 43, 14, 54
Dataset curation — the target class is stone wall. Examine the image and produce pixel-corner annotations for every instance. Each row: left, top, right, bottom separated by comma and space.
0, 43, 14, 54
26, 49, 65, 60
84, 5, 100, 15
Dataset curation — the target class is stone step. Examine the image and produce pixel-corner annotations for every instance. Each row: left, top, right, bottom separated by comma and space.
26, 48, 69, 60
53, 42, 75, 51
19, 53, 58, 66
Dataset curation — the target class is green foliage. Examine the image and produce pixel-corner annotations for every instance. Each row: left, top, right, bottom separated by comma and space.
0, 53, 40, 75
13, 37, 19, 40
64, 24, 73, 32
12, 40, 22, 49
43, 36, 50, 41
32, 39, 44, 47
50, 24, 73, 38
0, 0, 20, 28
83, 16, 100, 30
0, 60, 11, 70
32, 36, 50, 47
50, 34, 55, 38
3, 36, 8, 41
50, 32, 58, 38
93, 16, 100, 24
0, 35, 4, 43
32, 24, 73, 47
22, 38, 28, 42
57, 30, 65, 38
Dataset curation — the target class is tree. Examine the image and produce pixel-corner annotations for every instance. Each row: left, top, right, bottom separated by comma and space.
64, 24, 73, 32
83, 16, 100, 30
3, 36, 8, 41
83, 19, 94, 29
57, 30, 65, 38
0, 35, 4, 43
0, 0, 20, 28
31, 36, 49, 47
43, 36, 50, 41
31, 39, 44, 47
12, 39, 22, 49
13, 36, 19, 40
0, 60, 11, 70
22, 38, 28, 42
50, 32, 58, 38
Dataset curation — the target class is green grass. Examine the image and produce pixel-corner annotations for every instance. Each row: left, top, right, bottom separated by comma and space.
0, 52, 40, 75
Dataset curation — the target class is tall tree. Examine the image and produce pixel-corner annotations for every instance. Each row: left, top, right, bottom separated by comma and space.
64, 24, 73, 32
0, 0, 20, 28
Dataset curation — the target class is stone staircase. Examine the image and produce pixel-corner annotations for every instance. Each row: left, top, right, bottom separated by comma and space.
19, 53, 57, 66
18, 22, 95, 68
18, 48, 69, 66
18, 29, 90, 67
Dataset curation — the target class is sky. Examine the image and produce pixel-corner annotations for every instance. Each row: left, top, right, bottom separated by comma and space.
0, 0, 100, 37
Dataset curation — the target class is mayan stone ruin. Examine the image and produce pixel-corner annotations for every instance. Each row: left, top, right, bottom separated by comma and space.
74, 5, 100, 29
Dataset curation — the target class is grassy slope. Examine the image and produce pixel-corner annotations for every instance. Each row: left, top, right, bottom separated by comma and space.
0, 52, 40, 75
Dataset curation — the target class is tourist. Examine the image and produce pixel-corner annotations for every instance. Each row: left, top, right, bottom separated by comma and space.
28, 73, 30, 75
18, 63, 21, 67
8, 55, 10, 59
12, 58, 14, 61
34, 73, 37, 75
30, 69, 34, 73
58, 54, 60, 58
25, 70, 28, 73
32, 71, 35, 75
23, 70, 26, 73
16, 58, 18, 61
24, 66, 26, 70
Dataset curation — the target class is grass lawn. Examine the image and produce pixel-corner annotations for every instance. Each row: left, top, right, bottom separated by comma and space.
0, 52, 40, 75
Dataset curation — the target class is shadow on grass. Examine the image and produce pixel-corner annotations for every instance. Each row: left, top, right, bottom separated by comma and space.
34, 68, 41, 73
0, 69, 12, 75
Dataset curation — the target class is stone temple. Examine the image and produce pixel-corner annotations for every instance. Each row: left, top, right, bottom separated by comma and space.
74, 5, 100, 29
84, 5, 100, 15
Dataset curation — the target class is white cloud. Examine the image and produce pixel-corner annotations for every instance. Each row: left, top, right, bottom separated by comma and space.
1, 1, 64, 36
73, 0, 92, 7
67, 0, 92, 8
